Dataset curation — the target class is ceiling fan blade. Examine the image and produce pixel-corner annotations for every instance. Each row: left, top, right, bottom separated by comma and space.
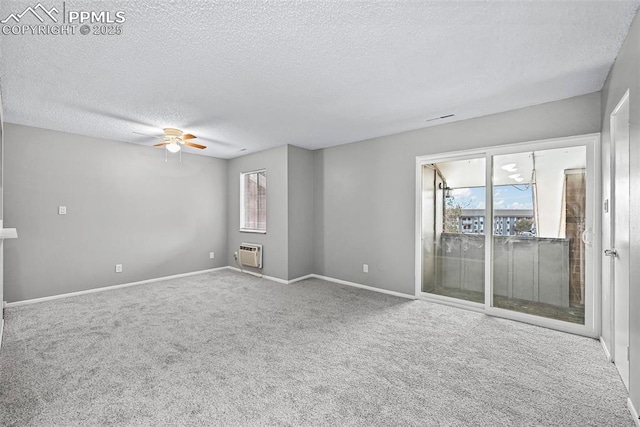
153, 142, 170, 147
185, 141, 206, 149
182, 133, 197, 140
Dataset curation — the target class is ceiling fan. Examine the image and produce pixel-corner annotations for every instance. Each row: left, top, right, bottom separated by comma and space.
141, 128, 206, 153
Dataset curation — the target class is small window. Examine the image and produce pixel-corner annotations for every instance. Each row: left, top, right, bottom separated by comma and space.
240, 169, 266, 233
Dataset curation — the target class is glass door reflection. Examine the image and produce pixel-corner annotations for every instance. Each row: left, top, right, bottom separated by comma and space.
491, 147, 586, 324
422, 158, 486, 304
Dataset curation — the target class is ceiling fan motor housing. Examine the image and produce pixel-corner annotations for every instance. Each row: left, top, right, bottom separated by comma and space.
163, 128, 183, 138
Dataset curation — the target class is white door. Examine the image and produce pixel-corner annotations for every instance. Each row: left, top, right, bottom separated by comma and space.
609, 90, 630, 390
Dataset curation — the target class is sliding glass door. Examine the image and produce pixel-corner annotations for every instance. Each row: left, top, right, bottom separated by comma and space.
417, 135, 597, 335
491, 147, 587, 325
421, 158, 486, 304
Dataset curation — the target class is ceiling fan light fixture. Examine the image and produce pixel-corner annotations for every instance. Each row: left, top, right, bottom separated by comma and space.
166, 142, 181, 153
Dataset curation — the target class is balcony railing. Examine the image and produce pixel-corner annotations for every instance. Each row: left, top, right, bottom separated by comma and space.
436, 232, 570, 307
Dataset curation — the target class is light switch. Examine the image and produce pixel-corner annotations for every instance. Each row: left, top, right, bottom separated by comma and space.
58, 206, 67, 215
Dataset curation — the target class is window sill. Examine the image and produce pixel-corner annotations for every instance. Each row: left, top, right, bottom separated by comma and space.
239, 229, 267, 234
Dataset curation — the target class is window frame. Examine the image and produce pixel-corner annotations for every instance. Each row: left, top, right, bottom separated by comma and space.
239, 169, 267, 234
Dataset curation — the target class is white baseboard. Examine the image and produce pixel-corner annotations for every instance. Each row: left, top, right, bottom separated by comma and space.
289, 274, 315, 284
224, 268, 414, 299
628, 398, 640, 426
5, 267, 415, 308
225, 266, 290, 284
310, 274, 415, 300
5, 267, 228, 307
224, 267, 315, 286
600, 337, 612, 362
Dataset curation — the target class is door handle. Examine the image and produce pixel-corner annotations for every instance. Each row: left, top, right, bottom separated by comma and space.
604, 249, 618, 257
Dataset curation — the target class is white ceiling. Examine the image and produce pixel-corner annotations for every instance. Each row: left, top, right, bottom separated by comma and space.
1, 1, 638, 159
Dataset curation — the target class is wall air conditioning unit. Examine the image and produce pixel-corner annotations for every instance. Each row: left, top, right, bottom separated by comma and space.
239, 243, 263, 268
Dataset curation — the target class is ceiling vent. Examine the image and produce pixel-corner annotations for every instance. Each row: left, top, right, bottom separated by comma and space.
426, 114, 455, 122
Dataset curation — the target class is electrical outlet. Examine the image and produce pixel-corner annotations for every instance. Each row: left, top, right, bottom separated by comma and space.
363, 264, 369, 273
234, 251, 238, 260
209, 252, 215, 259
115, 264, 123, 273
58, 206, 67, 215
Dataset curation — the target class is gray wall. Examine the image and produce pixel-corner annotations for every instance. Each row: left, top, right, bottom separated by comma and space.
287, 145, 314, 279
2, 93, 602, 301
4, 124, 228, 302
0, 92, 3, 221
313, 92, 601, 296
0, 91, 4, 310
601, 10, 640, 413
227, 145, 289, 280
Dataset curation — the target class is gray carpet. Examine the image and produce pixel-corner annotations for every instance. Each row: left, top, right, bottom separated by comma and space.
0, 269, 631, 426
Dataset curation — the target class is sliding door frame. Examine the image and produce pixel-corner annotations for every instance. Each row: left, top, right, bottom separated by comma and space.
415, 133, 601, 337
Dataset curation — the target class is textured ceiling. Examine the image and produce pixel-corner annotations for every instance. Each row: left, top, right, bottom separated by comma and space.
1, 1, 638, 159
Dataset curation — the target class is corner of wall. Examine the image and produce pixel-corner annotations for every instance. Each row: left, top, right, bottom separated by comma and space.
312, 149, 324, 276
287, 145, 315, 280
